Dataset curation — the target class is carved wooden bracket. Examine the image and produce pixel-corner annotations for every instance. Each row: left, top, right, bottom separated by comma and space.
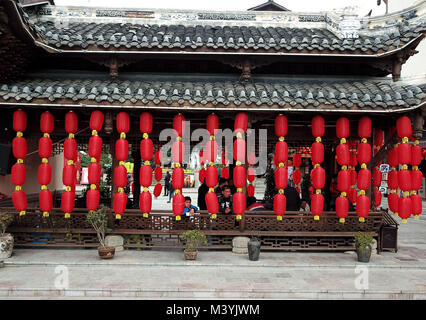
222, 59, 270, 82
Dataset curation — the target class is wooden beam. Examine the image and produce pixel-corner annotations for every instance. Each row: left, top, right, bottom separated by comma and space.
370, 130, 398, 169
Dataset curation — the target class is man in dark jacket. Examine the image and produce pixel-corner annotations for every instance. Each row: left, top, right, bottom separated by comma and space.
197, 178, 209, 210
218, 185, 233, 215
164, 171, 171, 196
284, 184, 301, 211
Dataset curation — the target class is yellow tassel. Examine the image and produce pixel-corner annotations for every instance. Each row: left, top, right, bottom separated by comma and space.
278, 162, 285, 167
41, 185, 47, 190
403, 191, 410, 197
143, 187, 149, 192
67, 159, 74, 165
43, 212, 49, 218
315, 137, 322, 142
278, 136, 285, 141
359, 190, 365, 196
394, 212, 398, 217
236, 188, 243, 193
341, 192, 346, 197
210, 135, 215, 141
119, 161, 125, 166
90, 184, 97, 190
15, 186, 22, 191
414, 215, 419, 220
359, 217, 365, 223
361, 138, 367, 143
401, 219, 407, 224
278, 189, 284, 194
143, 213, 148, 218
402, 164, 408, 170
92, 130, 98, 136
339, 218, 345, 223
209, 161, 215, 167
236, 215, 242, 220
277, 215, 282, 221
236, 132, 243, 139
402, 137, 408, 143
64, 213, 70, 219
175, 163, 181, 168
120, 132, 126, 139
65, 186, 71, 192
144, 161, 150, 166
16, 131, 23, 137
340, 138, 346, 144
316, 189, 321, 194
314, 215, 320, 221
90, 157, 96, 163
42, 158, 48, 164
361, 163, 367, 169
43, 133, 50, 138
115, 214, 121, 220
17, 159, 24, 164
414, 140, 419, 146
19, 211, 26, 216
236, 161, 242, 166
176, 136, 182, 141
68, 133, 74, 139
211, 214, 217, 220
176, 215, 181, 221
342, 165, 347, 170
175, 189, 181, 194
208, 188, 215, 193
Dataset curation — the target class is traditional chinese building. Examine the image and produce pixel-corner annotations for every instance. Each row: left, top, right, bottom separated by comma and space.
0, 0, 425, 251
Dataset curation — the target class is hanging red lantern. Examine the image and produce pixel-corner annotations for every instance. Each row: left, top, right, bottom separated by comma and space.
233, 192, 246, 217
116, 112, 129, 133
274, 166, 288, 190
172, 167, 184, 190
388, 146, 398, 167
388, 170, 398, 190
374, 189, 382, 208
293, 170, 301, 185
356, 195, 370, 222
206, 165, 218, 188
348, 187, 357, 204
411, 194, 422, 217
12, 137, 27, 159
88, 162, 101, 185
221, 151, 228, 165
396, 116, 412, 138
11, 163, 26, 186
173, 193, 185, 219
247, 167, 255, 182
311, 193, 324, 220
207, 113, 219, 136
61, 191, 75, 215
139, 191, 152, 216
397, 142, 411, 165
374, 129, 384, 154
311, 166, 325, 190
88, 135, 102, 161
38, 163, 52, 186
357, 168, 371, 191
153, 184, 162, 198
337, 169, 350, 193
233, 165, 246, 189
205, 140, 218, 163
39, 189, 52, 214
173, 113, 185, 137
312, 116, 324, 138
247, 184, 255, 197
140, 112, 153, 134
62, 164, 76, 186
172, 140, 184, 164
90, 110, 104, 133
140, 139, 153, 162
357, 143, 371, 165
234, 112, 248, 134
39, 137, 52, 159
336, 117, 349, 139
233, 139, 246, 163
411, 169, 423, 191
86, 189, 100, 211
358, 117, 372, 138
113, 192, 127, 216
336, 196, 348, 223
154, 166, 162, 182
64, 138, 77, 162
155, 150, 162, 165
274, 140, 288, 166
274, 193, 286, 218
140, 165, 153, 187
411, 142, 422, 166
12, 190, 27, 214
40, 111, 54, 134
116, 139, 129, 162
373, 169, 382, 188
311, 142, 324, 165
220, 167, 229, 179
114, 165, 127, 188
398, 169, 411, 192
398, 196, 411, 223
65, 111, 78, 133
199, 168, 206, 183
388, 193, 399, 215
275, 114, 287, 137
13, 109, 27, 132
293, 153, 301, 167
350, 169, 357, 186
205, 192, 219, 215
336, 144, 350, 166
350, 152, 357, 167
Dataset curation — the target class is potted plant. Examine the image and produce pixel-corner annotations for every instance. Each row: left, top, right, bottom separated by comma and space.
248, 237, 261, 261
354, 231, 374, 263
181, 230, 207, 260
0, 212, 14, 259
87, 206, 115, 259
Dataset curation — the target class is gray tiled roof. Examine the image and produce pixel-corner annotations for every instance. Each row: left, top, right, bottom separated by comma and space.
1, 76, 425, 109
29, 20, 426, 53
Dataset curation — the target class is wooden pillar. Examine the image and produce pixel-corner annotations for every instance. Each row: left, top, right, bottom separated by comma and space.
110, 132, 119, 208
133, 147, 141, 209
413, 110, 424, 140
392, 54, 402, 82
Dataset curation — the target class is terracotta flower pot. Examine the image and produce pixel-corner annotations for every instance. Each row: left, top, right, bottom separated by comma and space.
184, 249, 197, 260
0, 233, 14, 260
98, 246, 115, 259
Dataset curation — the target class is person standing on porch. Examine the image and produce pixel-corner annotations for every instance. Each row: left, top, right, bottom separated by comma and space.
164, 170, 171, 196
284, 184, 301, 211
197, 177, 208, 210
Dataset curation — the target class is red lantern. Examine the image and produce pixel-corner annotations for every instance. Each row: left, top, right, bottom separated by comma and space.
116, 139, 129, 162
39, 137, 52, 159
358, 117, 372, 138
153, 184, 162, 198
39, 189, 52, 213
116, 112, 129, 133
140, 138, 153, 161
90, 110, 104, 132
398, 169, 411, 192
40, 111, 54, 134
293, 170, 301, 185
374, 129, 384, 150
199, 168, 206, 183
233, 165, 246, 189
38, 163, 52, 186
64, 138, 77, 162
12, 190, 27, 212
61, 191, 75, 214
311, 167, 325, 190
206, 165, 218, 188
411, 170, 423, 191
172, 167, 184, 190
233, 192, 246, 216
205, 140, 218, 163
336, 196, 348, 221
88, 163, 101, 185
139, 191, 152, 214
173, 193, 185, 217
12, 137, 27, 159
398, 197, 411, 222
312, 116, 325, 137
411, 194, 422, 216
140, 112, 153, 134
86, 189, 100, 211
274, 140, 288, 165
311, 142, 324, 165
220, 167, 229, 179
274, 193, 286, 216
172, 140, 184, 164
357, 143, 371, 165
247, 184, 255, 197
155, 150, 162, 164
275, 114, 288, 137
373, 169, 382, 188
348, 188, 357, 204
293, 154, 301, 167
173, 113, 185, 137
12, 163, 26, 186
205, 192, 219, 214
311, 193, 324, 218
140, 165, 153, 187
350, 153, 357, 167
88, 135, 102, 161
388, 170, 398, 190
397, 142, 411, 165
247, 167, 255, 182
233, 139, 246, 163
350, 169, 357, 186
65, 111, 78, 133
221, 151, 228, 165
113, 192, 127, 215
374, 189, 382, 207
388, 147, 398, 167
396, 116, 412, 138
154, 166, 163, 182
337, 169, 350, 193
356, 195, 370, 221
274, 166, 288, 190
411, 144, 422, 166
336, 144, 350, 166
62, 164, 76, 186
357, 168, 371, 191
114, 165, 127, 188
336, 117, 349, 139
13, 109, 27, 132
388, 193, 399, 214
234, 112, 248, 134
207, 113, 219, 136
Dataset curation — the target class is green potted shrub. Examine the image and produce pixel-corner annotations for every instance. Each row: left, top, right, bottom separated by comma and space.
181, 230, 207, 260
354, 231, 374, 263
87, 206, 115, 259
0, 212, 14, 260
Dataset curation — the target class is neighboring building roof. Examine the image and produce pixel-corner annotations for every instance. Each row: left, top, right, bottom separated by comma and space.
0, 73, 425, 112
248, 1, 290, 12
8, 2, 426, 56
